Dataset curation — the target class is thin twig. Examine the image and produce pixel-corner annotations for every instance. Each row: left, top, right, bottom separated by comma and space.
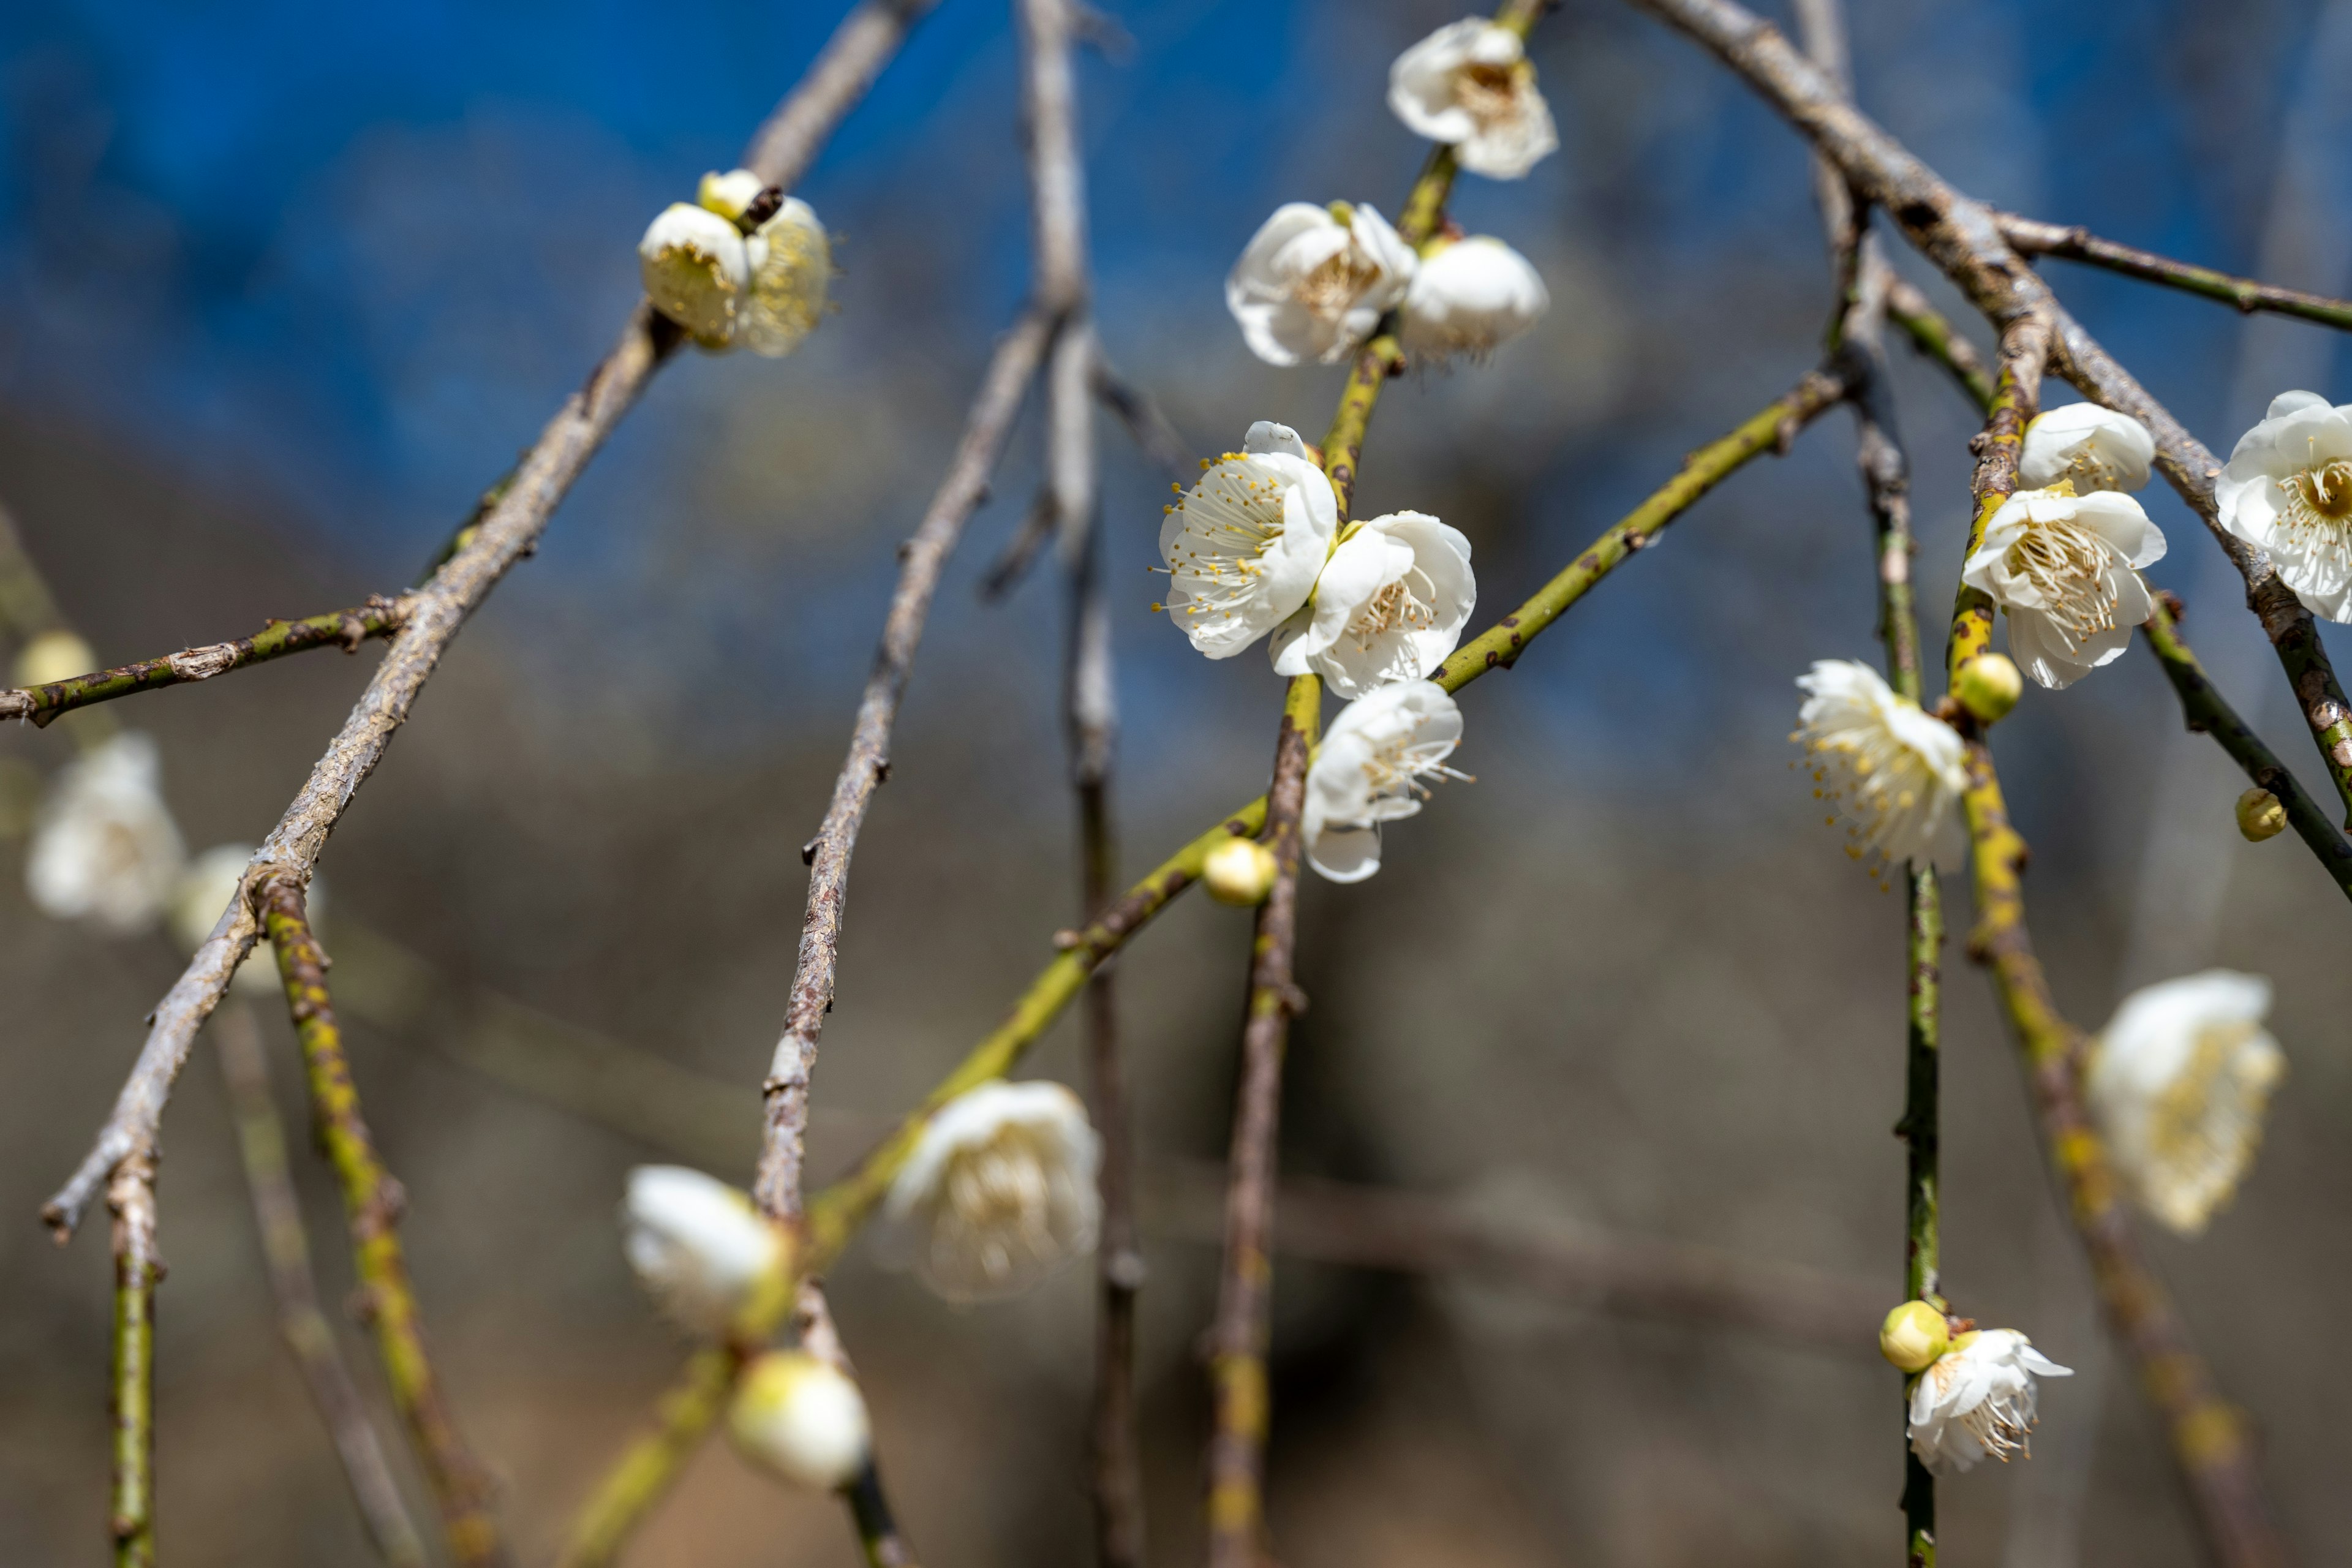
0, 596, 412, 726
1090, 353, 1195, 479
261, 877, 508, 1568
213, 1000, 428, 1568
1882, 276, 1995, 411
1618, 0, 2352, 829
751, 305, 1054, 1227
1998, 210, 2352, 333
108, 1148, 160, 1568
1203, 674, 1317, 1568
44, 0, 939, 1243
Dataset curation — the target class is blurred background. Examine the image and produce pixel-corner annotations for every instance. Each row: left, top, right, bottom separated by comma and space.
2, 0, 2348, 1563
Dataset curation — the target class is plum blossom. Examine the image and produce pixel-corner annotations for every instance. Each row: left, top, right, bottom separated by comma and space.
1159, 422, 1340, 658
879, 1080, 1100, 1303
1303, 681, 1467, 883
728, 1350, 871, 1490
1908, 1330, 2072, 1473
2086, 971, 2285, 1235
26, 732, 186, 935
639, 202, 750, 349
1268, 511, 1474, 697
620, 1166, 785, 1335
2017, 403, 2154, 493
1399, 236, 1548, 364
639, 172, 831, 356
1387, 19, 1558, 179
1792, 660, 1966, 869
1960, 486, 2166, 688
2216, 391, 2352, 620
1226, 203, 1416, 366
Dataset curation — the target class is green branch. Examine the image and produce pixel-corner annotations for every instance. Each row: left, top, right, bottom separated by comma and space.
2000, 211, 2352, 334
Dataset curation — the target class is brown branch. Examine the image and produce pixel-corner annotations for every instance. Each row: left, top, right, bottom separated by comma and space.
213, 1000, 428, 1568
1204, 673, 1318, 1568
0, 596, 411, 726
1619, 0, 2352, 824
1090, 353, 1196, 479
43, 0, 937, 1242
1998, 210, 2352, 333
108, 1148, 160, 1568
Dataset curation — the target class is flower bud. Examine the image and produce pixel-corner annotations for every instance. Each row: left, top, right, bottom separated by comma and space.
1880, 1299, 1950, 1373
1202, 836, 1279, 906
622, 1166, 785, 1335
1954, 653, 2022, 724
696, 168, 767, 225
639, 202, 750, 349
2235, 786, 2286, 842
15, 630, 96, 689
727, 1350, 871, 1490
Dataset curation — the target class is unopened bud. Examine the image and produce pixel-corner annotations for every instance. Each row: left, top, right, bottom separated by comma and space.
728, 1350, 871, 1490
696, 168, 766, 225
1202, 837, 1278, 906
622, 1167, 784, 1336
2235, 786, 2286, 843
1954, 653, 2022, 724
15, 630, 96, 689
1880, 1299, 1950, 1373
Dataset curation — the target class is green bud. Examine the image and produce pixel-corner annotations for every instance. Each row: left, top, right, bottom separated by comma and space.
1954, 653, 2022, 724
1325, 199, 1356, 228
2236, 786, 2287, 842
1879, 1299, 1950, 1373
1202, 837, 1278, 907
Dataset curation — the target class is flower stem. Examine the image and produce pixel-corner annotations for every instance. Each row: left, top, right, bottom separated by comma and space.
1944, 312, 2051, 688
261, 878, 510, 1568
1997, 211, 2352, 333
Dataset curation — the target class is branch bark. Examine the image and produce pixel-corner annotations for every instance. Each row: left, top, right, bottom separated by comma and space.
1998, 210, 2352, 333
44, 0, 938, 1242
108, 1148, 160, 1568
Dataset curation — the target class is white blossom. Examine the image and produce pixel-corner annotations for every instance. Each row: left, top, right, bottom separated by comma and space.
1303, 680, 1466, 883
639, 202, 751, 349
1960, 486, 2166, 689
168, 843, 288, 996
1908, 1329, 2072, 1474
739, 196, 831, 358
1387, 19, 1558, 180
1399, 236, 1548, 364
1226, 203, 1416, 367
1268, 511, 1475, 698
26, 733, 186, 935
2216, 391, 2352, 620
1159, 421, 1340, 658
728, 1350, 871, 1490
1792, 660, 1966, 870
2017, 403, 2154, 493
621, 1166, 785, 1335
878, 1080, 1100, 1303
2086, 971, 2285, 1236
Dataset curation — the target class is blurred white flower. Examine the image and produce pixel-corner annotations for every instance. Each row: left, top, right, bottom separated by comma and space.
13, 630, 96, 688
2017, 403, 2154, 493
727, 1350, 871, 1490
1158, 422, 1340, 658
1202, 835, 1279, 907
739, 197, 831, 358
1960, 486, 2166, 689
639, 202, 751, 349
696, 168, 767, 224
1387, 19, 1558, 179
26, 733, 186, 935
1269, 511, 1475, 698
2086, 971, 2285, 1236
879, 1080, 1100, 1303
622, 1166, 785, 1336
1226, 202, 1416, 366
168, 843, 292, 996
1303, 680, 1466, 883
1399, 236, 1548, 363
2216, 391, 2352, 620
1792, 660, 1965, 869
1908, 1329, 2071, 1473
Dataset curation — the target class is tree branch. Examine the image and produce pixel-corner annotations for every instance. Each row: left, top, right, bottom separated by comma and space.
43, 0, 936, 1242
1998, 210, 2352, 333
213, 1000, 428, 1568
108, 1148, 160, 1568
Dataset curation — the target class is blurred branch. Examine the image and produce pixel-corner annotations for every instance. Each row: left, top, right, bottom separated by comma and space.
794, 1286, 922, 1568
43, 0, 937, 1243
107, 1147, 160, 1568
0, 498, 69, 638
1091, 354, 1196, 478
1204, 674, 1317, 1568
0, 595, 410, 726
260, 878, 509, 1568
2143, 596, 2352, 902
213, 1000, 428, 1568
1882, 277, 1996, 411
1618, 0, 2352, 831
1999, 210, 2352, 332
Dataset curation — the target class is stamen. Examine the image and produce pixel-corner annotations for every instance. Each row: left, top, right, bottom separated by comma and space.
1294, 246, 1384, 322
2276, 460, 2352, 581
2001, 515, 2120, 650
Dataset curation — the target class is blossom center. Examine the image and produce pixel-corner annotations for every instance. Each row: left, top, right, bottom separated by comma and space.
1295, 247, 1384, 323
2279, 458, 2352, 532
1799, 707, 1943, 870
940, 1131, 1058, 1267
1346, 568, 1438, 650
2059, 448, 2125, 492
2001, 515, 2119, 649
2144, 1021, 2264, 1175
1455, 61, 1529, 128
1166, 458, 1297, 628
